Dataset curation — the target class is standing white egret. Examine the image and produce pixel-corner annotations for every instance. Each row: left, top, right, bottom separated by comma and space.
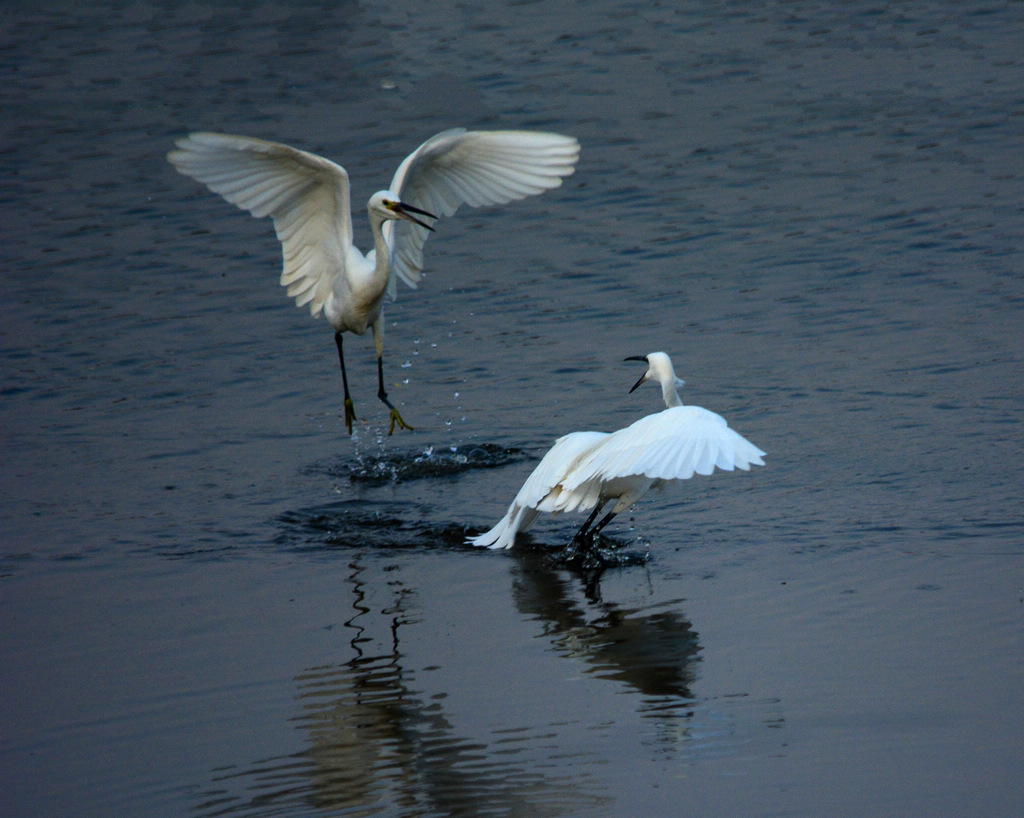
469, 352, 765, 550
167, 128, 580, 434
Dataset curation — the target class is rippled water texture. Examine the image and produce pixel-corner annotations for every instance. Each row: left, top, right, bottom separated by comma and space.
2, 3, 1022, 817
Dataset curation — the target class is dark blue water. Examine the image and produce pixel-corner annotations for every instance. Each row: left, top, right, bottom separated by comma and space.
2, 3, 1022, 817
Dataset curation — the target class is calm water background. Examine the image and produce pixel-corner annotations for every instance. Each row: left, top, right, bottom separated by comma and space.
2, 2, 1022, 816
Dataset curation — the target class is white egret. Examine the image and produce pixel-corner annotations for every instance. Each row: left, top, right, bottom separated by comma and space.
469, 352, 765, 550
167, 128, 580, 433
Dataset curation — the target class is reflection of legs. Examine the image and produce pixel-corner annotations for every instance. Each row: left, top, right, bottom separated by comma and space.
335, 332, 356, 434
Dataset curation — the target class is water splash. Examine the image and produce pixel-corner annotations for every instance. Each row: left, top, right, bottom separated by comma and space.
334, 443, 529, 485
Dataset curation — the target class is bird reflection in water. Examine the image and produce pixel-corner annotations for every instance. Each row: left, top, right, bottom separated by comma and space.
191, 559, 608, 817
510, 548, 701, 723
194, 502, 704, 815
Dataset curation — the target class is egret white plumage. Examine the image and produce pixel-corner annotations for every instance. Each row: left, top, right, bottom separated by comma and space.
469, 352, 765, 550
167, 128, 580, 434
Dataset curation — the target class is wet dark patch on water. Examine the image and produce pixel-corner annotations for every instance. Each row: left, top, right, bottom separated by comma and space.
277, 500, 477, 554
278, 499, 651, 569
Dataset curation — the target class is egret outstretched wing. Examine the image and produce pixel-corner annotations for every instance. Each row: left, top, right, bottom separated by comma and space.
566, 406, 766, 490
384, 128, 581, 294
168, 132, 353, 318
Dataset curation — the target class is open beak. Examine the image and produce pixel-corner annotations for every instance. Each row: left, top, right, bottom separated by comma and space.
623, 355, 649, 393
394, 201, 437, 231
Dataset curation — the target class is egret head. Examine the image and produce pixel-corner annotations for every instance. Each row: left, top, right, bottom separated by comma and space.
368, 191, 437, 231
625, 352, 685, 394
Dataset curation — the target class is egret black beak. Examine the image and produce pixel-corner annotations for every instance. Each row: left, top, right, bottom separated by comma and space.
624, 355, 649, 393
395, 201, 438, 231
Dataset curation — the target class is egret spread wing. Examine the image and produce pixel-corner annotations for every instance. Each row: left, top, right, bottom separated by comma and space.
565, 406, 766, 489
383, 128, 581, 295
168, 132, 353, 318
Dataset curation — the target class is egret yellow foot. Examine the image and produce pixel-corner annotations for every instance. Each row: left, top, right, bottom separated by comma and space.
344, 398, 356, 434
388, 408, 414, 436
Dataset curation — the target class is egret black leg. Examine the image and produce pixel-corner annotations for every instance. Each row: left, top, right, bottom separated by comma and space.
335, 332, 356, 434
377, 356, 413, 435
591, 511, 618, 536
564, 504, 613, 571
573, 505, 605, 542
570, 507, 618, 555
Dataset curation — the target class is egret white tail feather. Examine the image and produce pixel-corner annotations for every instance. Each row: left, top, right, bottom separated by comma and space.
469, 352, 765, 550
168, 128, 580, 434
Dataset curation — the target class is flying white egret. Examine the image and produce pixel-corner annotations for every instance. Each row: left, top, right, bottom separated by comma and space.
167, 128, 580, 434
469, 352, 766, 550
